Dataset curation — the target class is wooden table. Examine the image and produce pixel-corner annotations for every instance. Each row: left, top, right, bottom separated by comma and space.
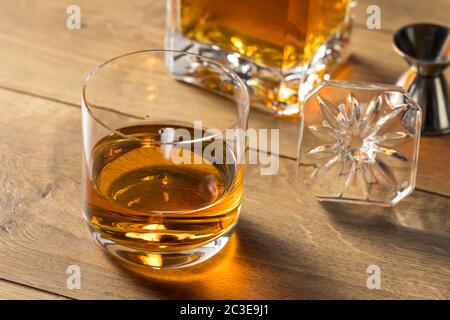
0, 0, 449, 300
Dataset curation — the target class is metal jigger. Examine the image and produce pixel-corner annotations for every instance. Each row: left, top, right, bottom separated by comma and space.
393, 23, 450, 135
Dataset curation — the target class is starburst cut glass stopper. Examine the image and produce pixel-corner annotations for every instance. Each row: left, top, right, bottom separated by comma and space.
297, 81, 422, 206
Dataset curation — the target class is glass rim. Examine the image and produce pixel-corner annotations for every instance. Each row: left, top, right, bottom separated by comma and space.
82, 49, 251, 145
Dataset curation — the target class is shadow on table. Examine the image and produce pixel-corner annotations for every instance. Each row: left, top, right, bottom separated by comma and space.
106, 232, 242, 299
104, 218, 339, 299
320, 192, 450, 254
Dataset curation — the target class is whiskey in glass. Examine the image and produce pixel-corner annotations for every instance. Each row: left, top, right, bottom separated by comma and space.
82, 50, 249, 268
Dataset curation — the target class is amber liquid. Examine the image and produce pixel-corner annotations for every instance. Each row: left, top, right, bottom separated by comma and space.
84, 124, 243, 253
180, 0, 350, 71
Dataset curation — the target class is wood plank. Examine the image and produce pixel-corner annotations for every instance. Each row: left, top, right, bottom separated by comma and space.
0, 0, 449, 196
0, 279, 68, 300
0, 0, 165, 100
355, 0, 450, 33
417, 135, 450, 195
0, 88, 448, 299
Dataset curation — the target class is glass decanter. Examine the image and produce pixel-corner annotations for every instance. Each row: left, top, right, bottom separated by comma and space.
166, 0, 355, 117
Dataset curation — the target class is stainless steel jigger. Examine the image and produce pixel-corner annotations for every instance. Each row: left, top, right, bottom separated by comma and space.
393, 23, 450, 135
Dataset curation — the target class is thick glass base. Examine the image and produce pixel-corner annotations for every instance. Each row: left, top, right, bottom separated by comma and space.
88, 226, 233, 269
166, 27, 352, 117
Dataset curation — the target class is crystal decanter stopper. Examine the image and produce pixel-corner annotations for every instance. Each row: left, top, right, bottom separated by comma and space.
297, 81, 422, 206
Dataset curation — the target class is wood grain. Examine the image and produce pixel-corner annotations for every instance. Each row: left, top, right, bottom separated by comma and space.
0, 88, 448, 299
0, 0, 449, 300
0, 279, 68, 300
